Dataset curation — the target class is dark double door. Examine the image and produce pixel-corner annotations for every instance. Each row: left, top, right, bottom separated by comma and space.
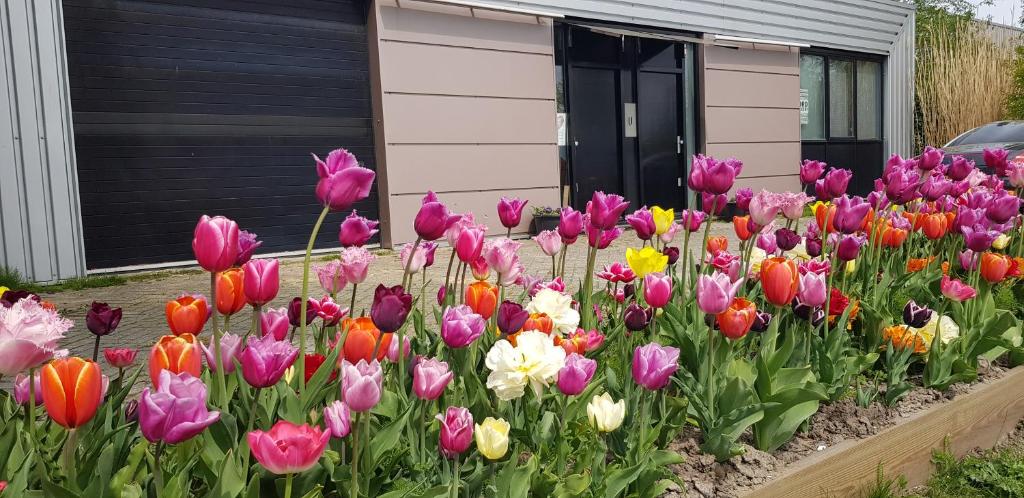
562, 26, 691, 211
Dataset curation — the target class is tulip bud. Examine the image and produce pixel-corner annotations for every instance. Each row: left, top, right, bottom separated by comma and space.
243, 259, 280, 306
287, 297, 318, 327
497, 197, 528, 230
475, 417, 510, 460
557, 353, 597, 396
124, 398, 139, 423
587, 392, 625, 432
338, 210, 379, 248
902, 300, 933, 328
623, 303, 651, 332
496, 301, 529, 336
662, 246, 680, 265
86, 301, 122, 336
436, 406, 474, 459
323, 400, 352, 438
643, 273, 672, 309
192, 215, 239, 273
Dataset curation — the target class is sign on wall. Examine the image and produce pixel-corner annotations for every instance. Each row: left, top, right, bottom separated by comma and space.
799, 88, 810, 125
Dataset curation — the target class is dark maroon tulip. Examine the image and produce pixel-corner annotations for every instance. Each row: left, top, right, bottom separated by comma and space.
288, 297, 318, 327
234, 230, 262, 266
811, 308, 826, 328
496, 301, 530, 336
370, 284, 413, 333
805, 237, 823, 258
792, 299, 816, 321
836, 234, 865, 262
774, 228, 800, 251
623, 303, 652, 332
86, 302, 123, 336
0, 290, 39, 308
662, 246, 680, 266
622, 283, 636, 301
735, 187, 753, 212
903, 300, 933, 328
124, 399, 139, 423
751, 311, 772, 332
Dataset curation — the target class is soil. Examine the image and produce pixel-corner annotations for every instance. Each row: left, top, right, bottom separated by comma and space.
665, 359, 1011, 498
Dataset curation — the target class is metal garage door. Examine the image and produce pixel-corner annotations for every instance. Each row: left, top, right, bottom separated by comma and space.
63, 0, 376, 269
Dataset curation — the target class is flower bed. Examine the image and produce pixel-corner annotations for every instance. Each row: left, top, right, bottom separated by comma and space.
0, 146, 1022, 497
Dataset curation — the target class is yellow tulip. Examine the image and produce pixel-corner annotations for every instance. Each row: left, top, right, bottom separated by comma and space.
474, 417, 510, 460
0, 286, 8, 297
845, 260, 856, 274
625, 247, 668, 279
993, 233, 1010, 250
651, 206, 674, 236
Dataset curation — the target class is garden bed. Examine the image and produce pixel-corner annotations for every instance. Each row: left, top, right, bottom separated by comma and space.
665, 361, 1024, 497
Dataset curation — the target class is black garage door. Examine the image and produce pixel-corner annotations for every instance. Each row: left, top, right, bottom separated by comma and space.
64, 0, 376, 269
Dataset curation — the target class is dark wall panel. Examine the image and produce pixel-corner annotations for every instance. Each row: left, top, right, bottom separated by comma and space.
64, 0, 375, 269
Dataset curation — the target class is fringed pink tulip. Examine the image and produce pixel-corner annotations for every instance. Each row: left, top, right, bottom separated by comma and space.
338, 210, 379, 247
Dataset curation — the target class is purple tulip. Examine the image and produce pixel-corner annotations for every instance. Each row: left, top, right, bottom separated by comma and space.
883, 167, 920, 205
953, 207, 985, 234
557, 353, 597, 396
623, 303, 652, 332
632, 342, 680, 390
260, 307, 290, 341
440, 305, 486, 348
323, 400, 351, 438
917, 146, 944, 171
903, 300, 933, 328
239, 333, 299, 388
735, 187, 753, 212
86, 301, 122, 337
587, 191, 630, 230
985, 192, 1020, 224
690, 155, 742, 195
313, 148, 376, 212
800, 160, 826, 185
415, 191, 460, 241
139, 371, 220, 444
413, 357, 453, 401
756, 231, 777, 254
192, 215, 239, 273
587, 225, 623, 249
341, 359, 383, 412
984, 148, 1010, 176
805, 237, 822, 257
287, 297, 318, 327
234, 230, 261, 267
626, 207, 657, 241
13, 371, 43, 406
775, 228, 800, 251
816, 168, 853, 200
201, 332, 243, 374
436, 406, 473, 459
797, 272, 827, 307
368, 284, 412, 334
497, 197, 528, 230
751, 311, 772, 332
832, 195, 871, 234
947, 155, 975, 181
836, 234, 866, 261
495, 301, 530, 336
339, 210, 379, 247
681, 210, 707, 232
920, 172, 953, 201
558, 207, 586, 244
961, 224, 1001, 252
662, 246, 680, 265
702, 192, 727, 215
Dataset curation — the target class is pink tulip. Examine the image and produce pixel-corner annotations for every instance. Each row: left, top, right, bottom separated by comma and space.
800, 160, 826, 185
587, 225, 623, 249
140, 371, 220, 444
13, 371, 43, 405
400, 243, 428, 274
248, 420, 330, 474
470, 257, 490, 281
484, 238, 521, 277
316, 295, 346, 327
413, 357, 453, 400
660, 222, 683, 244
778, 192, 812, 220
440, 305, 486, 348
456, 225, 486, 263
415, 191, 459, 241
341, 359, 383, 412
643, 273, 672, 308
104, 347, 138, 369
339, 247, 375, 284
587, 191, 630, 230
338, 210, 379, 247
1008, 163, 1024, 188
756, 230, 777, 254
534, 230, 562, 257
940, 275, 977, 302
0, 298, 72, 376
748, 190, 781, 226
626, 207, 657, 241
557, 353, 597, 396
260, 308, 290, 341
497, 197, 528, 229
243, 258, 279, 306
680, 210, 707, 232
797, 272, 827, 307
632, 342, 680, 390
735, 188, 753, 212
201, 332, 243, 374
558, 208, 586, 244
596, 262, 636, 283
444, 213, 474, 247
313, 148, 375, 211
436, 406, 473, 459
323, 400, 351, 438
314, 260, 347, 295
696, 272, 742, 315
192, 215, 239, 273
710, 252, 741, 282
918, 146, 944, 171
689, 155, 742, 195
240, 334, 299, 388
387, 335, 411, 363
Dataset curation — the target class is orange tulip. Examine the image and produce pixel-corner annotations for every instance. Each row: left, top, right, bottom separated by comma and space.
340, 317, 391, 363
166, 294, 209, 335
814, 203, 836, 234
921, 213, 948, 240
732, 216, 753, 241
941, 261, 950, 276
40, 357, 103, 428
522, 313, 553, 334
943, 212, 956, 232
716, 298, 757, 339
880, 227, 908, 248
215, 268, 246, 316
882, 325, 926, 354
906, 257, 935, 273
707, 236, 728, 255
860, 208, 876, 232
760, 257, 799, 307
149, 334, 202, 386
980, 252, 1011, 283
465, 281, 498, 319
1010, 257, 1024, 278
902, 211, 923, 232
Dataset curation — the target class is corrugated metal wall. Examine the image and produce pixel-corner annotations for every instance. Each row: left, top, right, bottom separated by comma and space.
0, 0, 85, 283
886, 10, 915, 157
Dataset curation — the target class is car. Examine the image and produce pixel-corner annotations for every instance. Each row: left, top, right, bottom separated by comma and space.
944, 120, 1024, 173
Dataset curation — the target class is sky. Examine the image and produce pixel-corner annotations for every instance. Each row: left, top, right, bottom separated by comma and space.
976, 0, 1021, 26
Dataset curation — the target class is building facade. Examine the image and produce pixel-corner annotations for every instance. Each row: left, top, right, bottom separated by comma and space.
1, 0, 915, 281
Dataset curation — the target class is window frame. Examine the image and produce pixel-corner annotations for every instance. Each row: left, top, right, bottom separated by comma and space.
799, 48, 885, 145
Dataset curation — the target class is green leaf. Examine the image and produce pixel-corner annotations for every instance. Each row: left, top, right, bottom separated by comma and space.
370, 404, 413, 464
202, 450, 246, 498
552, 473, 591, 497
496, 454, 538, 498
603, 463, 644, 498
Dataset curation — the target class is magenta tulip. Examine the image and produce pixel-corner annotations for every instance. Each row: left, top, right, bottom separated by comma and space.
456, 225, 486, 263
313, 148, 376, 211
201, 332, 243, 374
341, 359, 383, 412
139, 370, 220, 444
436, 406, 474, 459
248, 421, 330, 474
837, 234, 866, 261
239, 333, 299, 388
883, 167, 920, 205
941, 275, 977, 302
947, 155, 975, 181
557, 353, 597, 396
413, 357, 453, 400
702, 192, 727, 215
534, 230, 562, 257
756, 231, 777, 254
984, 148, 1010, 176
558, 207, 585, 244
243, 258, 279, 306
961, 224, 1001, 252
587, 224, 623, 249
235, 230, 261, 267
735, 187, 753, 212
415, 191, 459, 241
440, 305, 486, 348
680, 210, 707, 232
643, 273, 672, 308
696, 272, 742, 315
632, 342, 680, 390
800, 160, 826, 185
338, 210, 379, 247
587, 191, 630, 230
917, 146, 944, 171
815, 168, 852, 201
626, 207, 657, 241
797, 271, 827, 307
832, 195, 871, 234
920, 172, 953, 201
192, 215, 239, 273
323, 400, 351, 438
497, 197, 528, 229
260, 307, 289, 341
316, 295, 346, 326
985, 192, 1020, 224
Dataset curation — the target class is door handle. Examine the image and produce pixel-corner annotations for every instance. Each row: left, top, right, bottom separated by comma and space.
676, 136, 683, 154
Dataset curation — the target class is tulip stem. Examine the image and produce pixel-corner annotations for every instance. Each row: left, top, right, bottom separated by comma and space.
153, 442, 166, 496
705, 316, 716, 423
249, 304, 261, 340
349, 283, 359, 317
558, 245, 568, 281
284, 473, 294, 498
351, 412, 361, 498
241, 388, 261, 474
300, 206, 332, 394
92, 335, 101, 362
450, 455, 461, 498
696, 196, 719, 276
402, 237, 423, 290
211, 272, 229, 412
63, 429, 78, 487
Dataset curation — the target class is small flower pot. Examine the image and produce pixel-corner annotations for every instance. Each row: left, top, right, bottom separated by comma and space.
530, 215, 560, 235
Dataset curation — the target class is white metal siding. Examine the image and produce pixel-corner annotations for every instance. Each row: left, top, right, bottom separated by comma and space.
0, 0, 85, 282
886, 10, 915, 157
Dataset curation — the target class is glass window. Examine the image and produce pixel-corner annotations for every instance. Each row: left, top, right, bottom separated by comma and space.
829, 60, 856, 138
800, 55, 825, 140
949, 121, 1024, 145
857, 60, 881, 140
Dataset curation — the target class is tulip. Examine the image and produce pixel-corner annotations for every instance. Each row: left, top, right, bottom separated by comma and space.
880, 226, 908, 248
800, 160, 826, 185
313, 148, 375, 211
774, 228, 800, 252
523, 313, 554, 334
921, 213, 948, 240
707, 236, 728, 255
797, 271, 827, 307
681, 210, 707, 232
465, 281, 499, 319
339, 247, 375, 284
756, 231, 777, 254
149, 334, 201, 387
323, 401, 351, 438
832, 195, 870, 234
805, 237, 823, 257
596, 262, 636, 283
139, 370, 220, 444
986, 193, 1020, 224
883, 167, 920, 205
696, 272, 743, 315
837, 234, 866, 261
920, 172, 953, 201
342, 359, 383, 412
470, 257, 491, 281
243, 259, 279, 306
984, 148, 1010, 176
664, 245, 682, 265
716, 298, 757, 339
959, 250, 979, 271
947, 155, 975, 181
941, 275, 977, 302
441, 305, 487, 348
259, 308, 289, 341
626, 207, 657, 240
587, 191, 630, 230
497, 197, 528, 230
338, 210, 379, 247
1008, 164, 1024, 188
561, 328, 605, 354
816, 168, 852, 200
415, 191, 459, 241
248, 420, 330, 474
303, 353, 337, 383
40, 357, 102, 429
557, 353, 597, 396
192, 215, 239, 273
339, 317, 391, 363
643, 273, 672, 308
994, 233, 1011, 250
696, 155, 742, 195
558, 207, 586, 244
751, 310, 772, 332
623, 304, 652, 332
702, 192, 728, 215
215, 268, 246, 316
86, 301, 122, 337
314, 261, 346, 295
735, 188, 753, 212
413, 357, 453, 400
760, 257, 799, 307
288, 297, 318, 327
651, 206, 674, 235
235, 230, 261, 267
369, 284, 412, 333
436, 406, 474, 459
14, 371, 43, 406
625, 246, 669, 279
632, 342, 679, 390
748, 191, 781, 226
239, 333, 299, 388
533, 230, 562, 258
981, 252, 1011, 283
165, 294, 209, 336
961, 224, 1002, 253
201, 332, 242, 374
454, 225, 486, 263
386, 336, 411, 363
903, 300, 933, 328
400, 243, 429, 274
732, 215, 754, 241
587, 225, 623, 249
587, 392, 625, 432
475, 417, 510, 460
495, 301, 530, 336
